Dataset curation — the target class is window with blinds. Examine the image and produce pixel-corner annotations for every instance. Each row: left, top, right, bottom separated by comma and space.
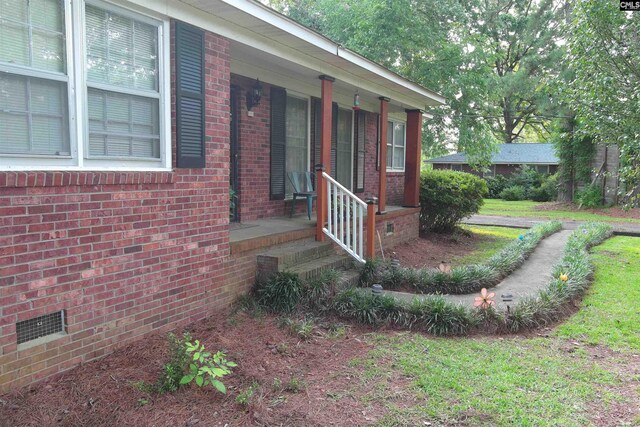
336, 107, 353, 189
386, 120, 405, 171
0, 0, 168, 170
0, 0, 69, 156
85, 5, 160, 160
285, 95, 308, 198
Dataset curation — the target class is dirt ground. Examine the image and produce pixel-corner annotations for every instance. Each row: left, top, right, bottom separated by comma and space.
387, 230, 483, 269
0, 310, 403, 427
534, 202, 640, 219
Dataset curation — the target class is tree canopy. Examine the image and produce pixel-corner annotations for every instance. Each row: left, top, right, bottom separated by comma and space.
269, 0, 567, 165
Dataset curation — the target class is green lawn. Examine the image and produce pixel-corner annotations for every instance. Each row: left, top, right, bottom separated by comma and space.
454, 225, 522, 265
555, 237, 640, 351
479, 199, 640, 224
347, 236, 640, 426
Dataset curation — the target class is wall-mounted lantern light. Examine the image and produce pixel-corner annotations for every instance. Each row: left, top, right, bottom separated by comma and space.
353, 91, 361, 111
246, 78, 263, 111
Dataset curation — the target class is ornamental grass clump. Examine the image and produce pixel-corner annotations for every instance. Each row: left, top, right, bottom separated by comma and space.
361, 220, 562, 295
331, 288, 477, 335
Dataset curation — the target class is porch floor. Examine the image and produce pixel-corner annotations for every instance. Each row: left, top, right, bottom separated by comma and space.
229, 205, 410, 254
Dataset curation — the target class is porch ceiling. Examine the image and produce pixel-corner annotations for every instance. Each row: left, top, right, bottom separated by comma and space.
175, 0, 445, 112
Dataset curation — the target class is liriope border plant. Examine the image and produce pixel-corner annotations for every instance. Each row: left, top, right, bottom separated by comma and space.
334, 223, 612, 336
361, 220, 563, 295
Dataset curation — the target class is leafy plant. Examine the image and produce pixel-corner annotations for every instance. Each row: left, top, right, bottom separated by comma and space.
277, 317, 315, 341
485, 174, 509, 198
236, 381, 259, 406
179, 339, 237, 393
256, 271, 303, 313
419, 170, 488, 232
575, 184, 602, 208
499, 185, 527, 201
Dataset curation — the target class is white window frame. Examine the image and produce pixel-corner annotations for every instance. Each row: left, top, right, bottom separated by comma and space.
335, 104, 354, 190
284, 90, 311, 200
386, 119, 406, 172
0, 0, 171, 171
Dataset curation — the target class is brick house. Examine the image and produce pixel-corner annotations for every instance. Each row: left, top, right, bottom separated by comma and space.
0, 0, 444, 390
427, 143, 559, 176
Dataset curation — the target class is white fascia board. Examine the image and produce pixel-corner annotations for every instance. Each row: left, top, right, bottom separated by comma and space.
125, 0, 442, 110
338, 48, 446, 106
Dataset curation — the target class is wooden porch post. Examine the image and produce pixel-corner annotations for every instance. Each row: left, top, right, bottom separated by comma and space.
378, 97, 390, 214
316, 75, 335, 242
404, 109, 423, 207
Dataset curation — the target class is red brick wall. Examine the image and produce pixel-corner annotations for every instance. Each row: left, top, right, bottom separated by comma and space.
230, 75, 315, 222
0, 25, 233, 391
360, 111, 405, 207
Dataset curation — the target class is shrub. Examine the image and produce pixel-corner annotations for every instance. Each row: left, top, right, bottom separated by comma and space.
485, 175, 509, 198
530, 174, 559, 202
575, 184, 602, 208
302, 269, 339, 311
419, 170, 488, 232
256, 271, 303, 313
499, 185, 527, 201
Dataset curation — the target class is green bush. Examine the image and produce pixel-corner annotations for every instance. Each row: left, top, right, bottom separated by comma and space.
485, 175, 509, 198
530, 174, 559, 202
575, 184, 602, 208
256, 271, 303, 313
419, 170, 488, 232
361, 221, 562, 295
499, 185, 527, 201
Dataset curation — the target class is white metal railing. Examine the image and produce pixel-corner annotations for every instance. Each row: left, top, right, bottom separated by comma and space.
322, 172, 367, 263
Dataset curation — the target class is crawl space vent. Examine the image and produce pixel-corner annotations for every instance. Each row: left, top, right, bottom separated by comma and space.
16, 311, 65, 345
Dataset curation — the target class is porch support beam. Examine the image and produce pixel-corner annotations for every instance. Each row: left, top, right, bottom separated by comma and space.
316, 75, 335, 242
378, 97, 390, 214
403, 109, 423, 207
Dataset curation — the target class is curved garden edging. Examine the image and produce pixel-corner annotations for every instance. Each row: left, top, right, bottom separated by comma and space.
333, 222, 613, 335
360, 220, 563, 295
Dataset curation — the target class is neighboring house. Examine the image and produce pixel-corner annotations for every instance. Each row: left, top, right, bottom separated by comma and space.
0, 0, 444, 389
426, 143, 559, 176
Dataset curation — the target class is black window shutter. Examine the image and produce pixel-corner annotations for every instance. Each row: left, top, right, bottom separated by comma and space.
354, 111, 366, 192
270, 86, 287, 200
311, 98, 321, 171
330, 102, 338, 179
175, 22, 205, 168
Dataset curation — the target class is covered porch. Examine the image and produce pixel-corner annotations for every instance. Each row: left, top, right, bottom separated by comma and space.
230, 206, 420, 257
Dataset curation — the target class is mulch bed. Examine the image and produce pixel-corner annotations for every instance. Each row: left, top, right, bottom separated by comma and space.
533, 202, 640, 220
387, 230, 486, 269
0, 310, 403, 427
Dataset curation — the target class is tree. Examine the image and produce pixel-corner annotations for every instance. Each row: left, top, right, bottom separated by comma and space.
268, 0, 566, 165
563, 0, 640, 205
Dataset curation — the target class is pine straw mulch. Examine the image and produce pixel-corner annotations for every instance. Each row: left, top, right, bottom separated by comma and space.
386, 229, 488, 269
0, 310, 415, 427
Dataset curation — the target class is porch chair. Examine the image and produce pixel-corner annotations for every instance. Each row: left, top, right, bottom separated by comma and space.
287, 171, 316, 220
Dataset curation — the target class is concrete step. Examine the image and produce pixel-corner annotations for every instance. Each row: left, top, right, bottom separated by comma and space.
286, 254, 354, 281
336, 268, 361, 289
257, 239, 336, 275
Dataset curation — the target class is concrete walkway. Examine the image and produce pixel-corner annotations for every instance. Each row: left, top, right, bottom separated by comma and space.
464, 214, 640, 236
385, 229, 572, 310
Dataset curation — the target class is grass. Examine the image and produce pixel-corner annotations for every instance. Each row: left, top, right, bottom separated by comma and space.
360, 335, 621, 427
479, 199, 640, 224
454, 225, 522, 265
555, 236, 640, 351
345, 233, 640, 426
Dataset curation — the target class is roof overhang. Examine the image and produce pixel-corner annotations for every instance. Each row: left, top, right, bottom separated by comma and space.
129, 0, 445, 111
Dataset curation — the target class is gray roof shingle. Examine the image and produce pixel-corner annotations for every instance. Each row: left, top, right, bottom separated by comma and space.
425, 143, 558, 165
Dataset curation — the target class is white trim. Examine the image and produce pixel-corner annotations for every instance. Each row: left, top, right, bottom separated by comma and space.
386, 119, 406, 173
128, 0, 444, 110
0, 0, 171, 172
